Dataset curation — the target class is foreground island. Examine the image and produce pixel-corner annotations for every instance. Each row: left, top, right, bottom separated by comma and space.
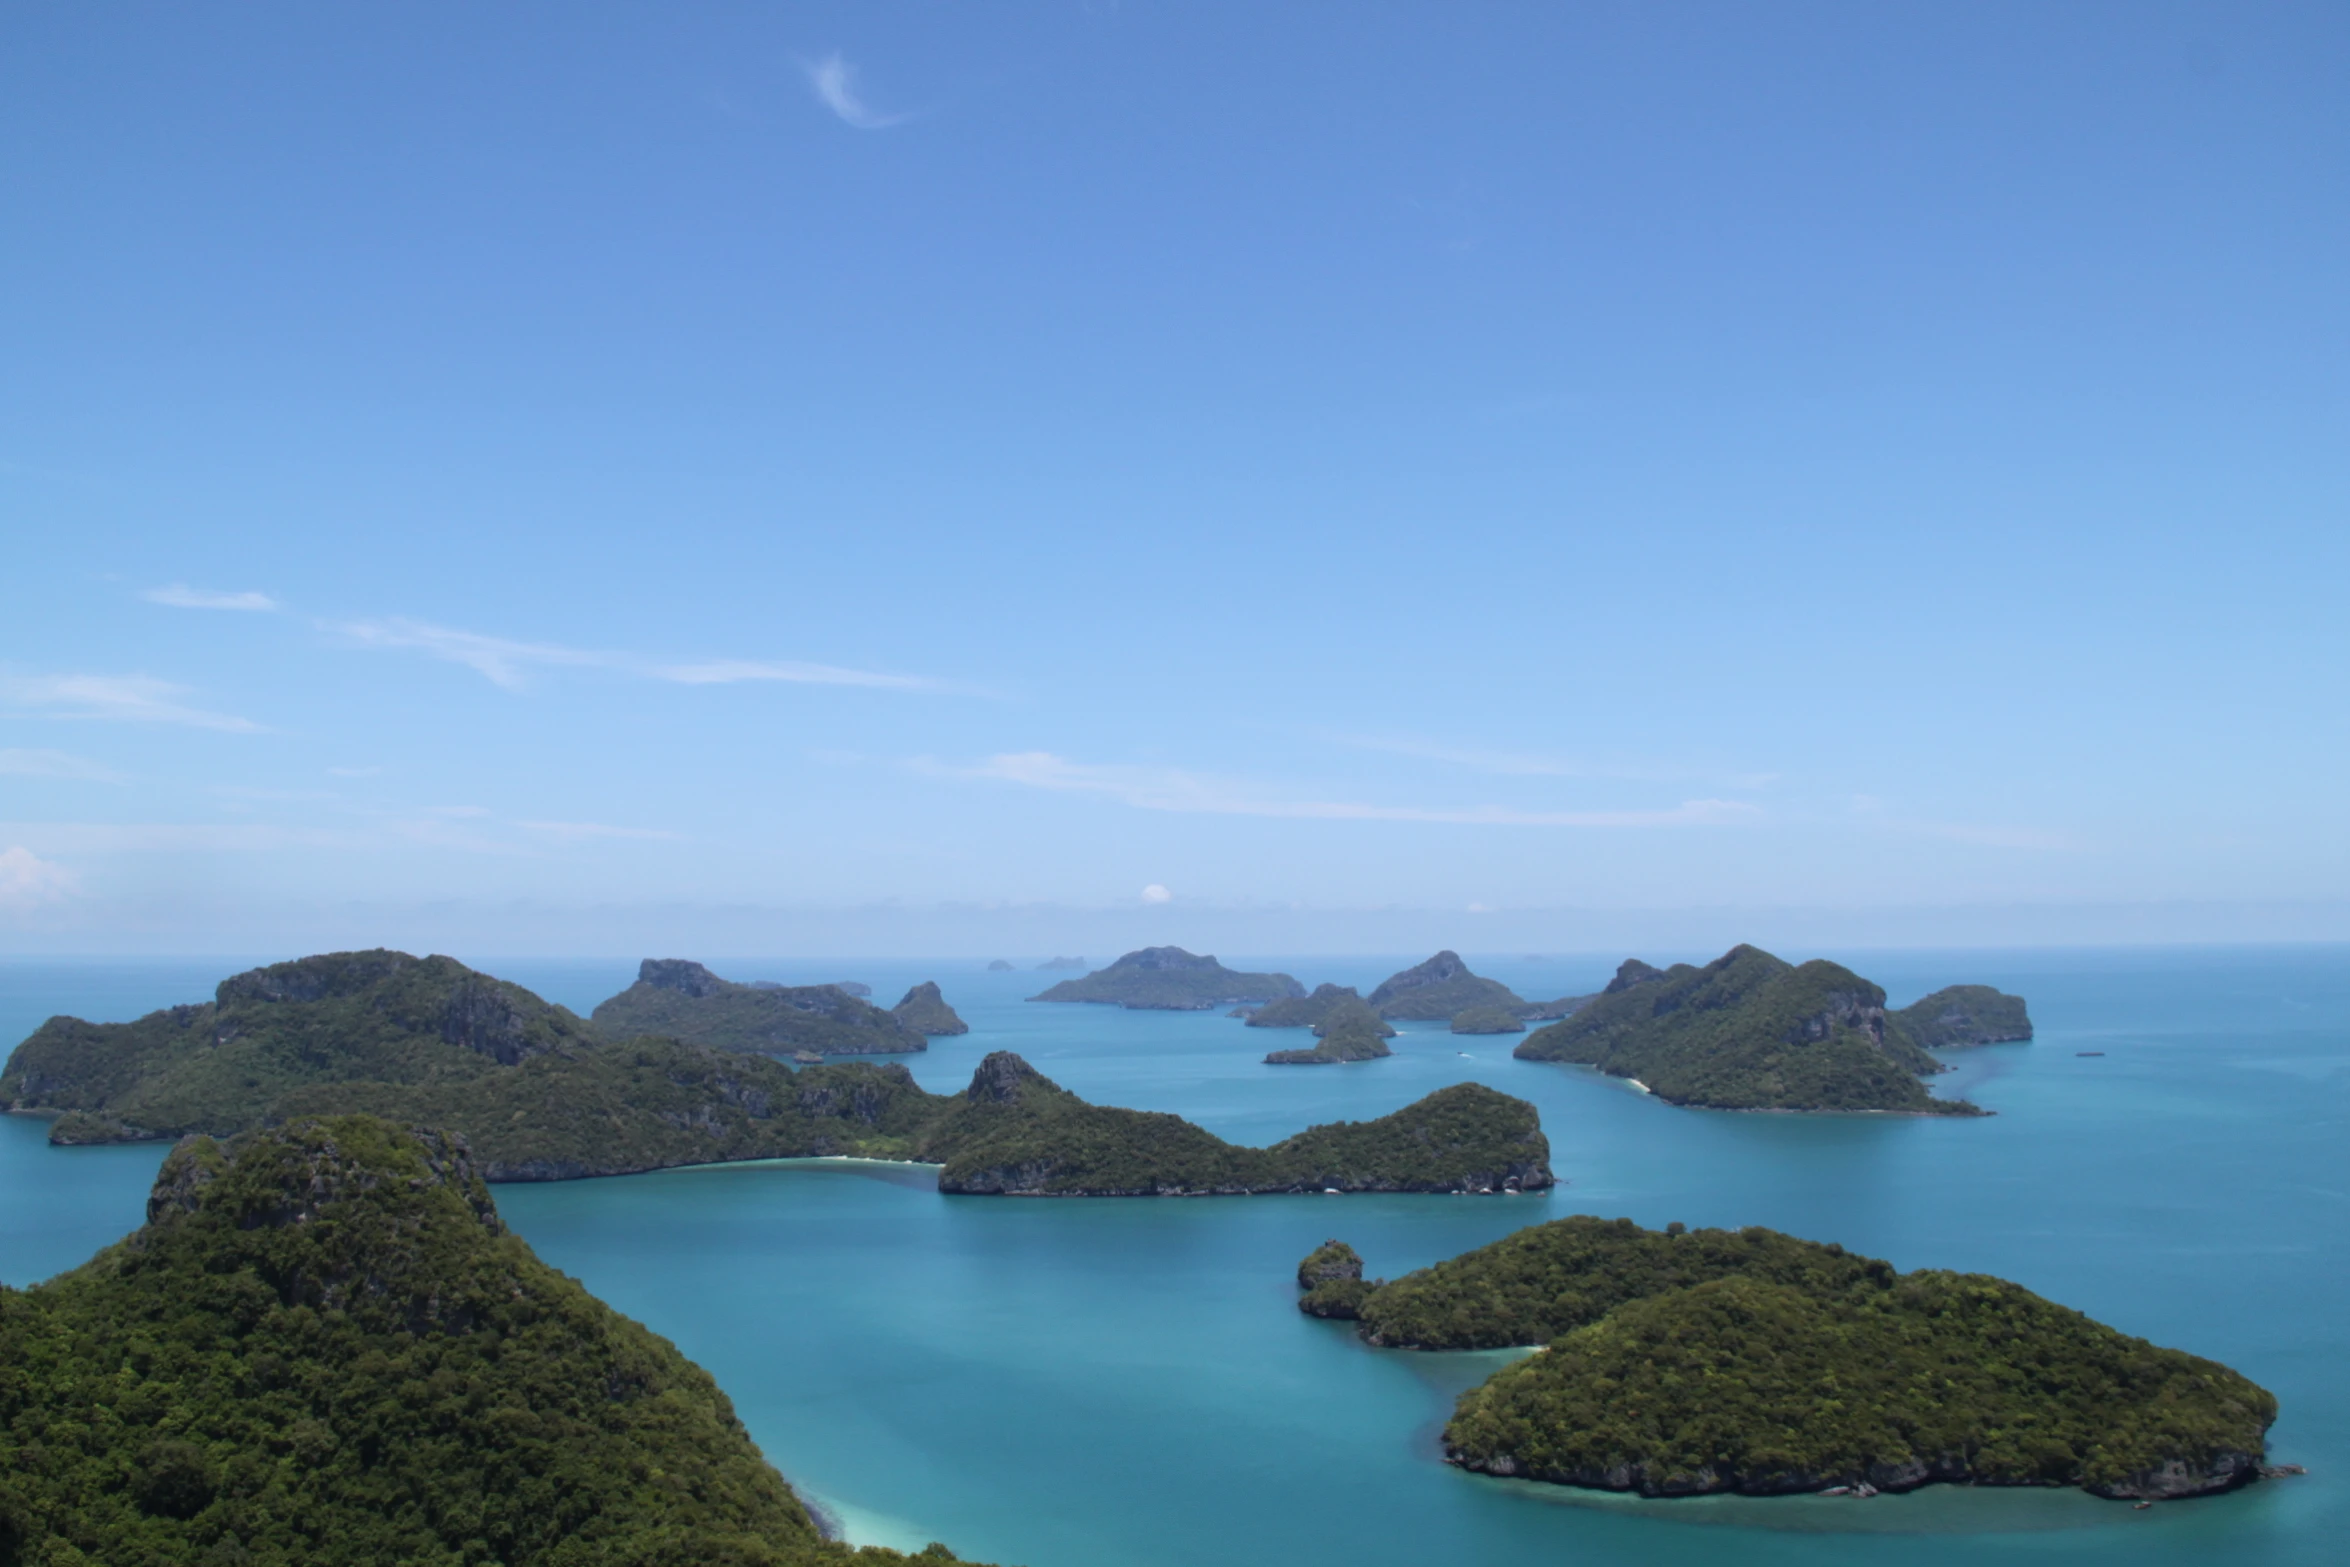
1296, 1216, 2274, 1502
1514, 945, 2026, 1114
0, 1115, 986, 1565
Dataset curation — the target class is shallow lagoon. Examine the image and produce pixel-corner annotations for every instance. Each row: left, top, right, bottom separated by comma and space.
3, 947, 2345, 1565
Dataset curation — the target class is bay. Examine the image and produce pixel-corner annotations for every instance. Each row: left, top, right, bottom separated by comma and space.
3, 947, 2344, 1565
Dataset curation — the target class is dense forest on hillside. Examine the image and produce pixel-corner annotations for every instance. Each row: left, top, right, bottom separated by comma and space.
0, 1116, 983, 1566
1513, 946, 1996, 1114
1296, 1216, 2274, 1501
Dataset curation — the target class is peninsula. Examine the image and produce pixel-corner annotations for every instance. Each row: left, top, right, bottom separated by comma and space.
1367, 951, 1524, 1021
1297, 1216, 2275, 1502
1513, 945, 1994, 1114
592, 958, 926, 1055
1029, 946, 1305, 1010
2, 952, 1553, 1192
0, 1115, 987, 1565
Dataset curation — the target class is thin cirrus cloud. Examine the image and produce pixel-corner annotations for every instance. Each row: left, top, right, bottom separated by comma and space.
0, 748, 126, 783
1327, 732, 1778, 790
143, 584, 279, 612
943, 751, 1761, 828
333, 617, 939, 695
517, 820, 683, 842
0, 673, 262, 733
800, 51, 912, 129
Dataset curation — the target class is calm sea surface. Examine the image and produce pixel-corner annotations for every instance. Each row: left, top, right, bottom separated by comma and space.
3, 948, 2345, 1566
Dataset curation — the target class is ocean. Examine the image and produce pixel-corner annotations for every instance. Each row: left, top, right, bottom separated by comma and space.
3, 947, 2344, 1566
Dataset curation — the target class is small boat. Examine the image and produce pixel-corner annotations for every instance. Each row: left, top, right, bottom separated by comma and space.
2076, 1051, 2106, 1057
2133, 1501, 2153, 1511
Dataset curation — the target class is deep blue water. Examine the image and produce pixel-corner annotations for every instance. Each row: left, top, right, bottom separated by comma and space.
3, 948, 2345, 1566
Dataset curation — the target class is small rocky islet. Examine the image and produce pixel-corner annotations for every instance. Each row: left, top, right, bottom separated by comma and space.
1295, 1216, 2276, 1504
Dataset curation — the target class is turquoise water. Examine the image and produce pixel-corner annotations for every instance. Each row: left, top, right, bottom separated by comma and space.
3, 948, 2345, 1565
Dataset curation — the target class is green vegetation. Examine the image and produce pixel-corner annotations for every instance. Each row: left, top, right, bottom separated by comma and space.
1295, 1240, 1378, 1319
592, 961, 924, 1056
1367, 952, 1524, 1021
1449, 1005, 1526, 1035
933, 1059, 1550, 1195
0, 1116, 983, 1566
2, 951, 602, 1142
1513, 946, 1988, 1114
890, 982, 969, 1037
1895, 984, 2033, 1047
1306, 1216, 2276, 1501
1515, 994, 1594, 1022
1244, 983, 1367, 1030
4, 952, 1550, 1194
1265, 997, 1397, 1064
1028, 947, 1304, 1010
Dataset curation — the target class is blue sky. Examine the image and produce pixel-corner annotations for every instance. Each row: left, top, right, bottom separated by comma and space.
3, 2, 2346, 956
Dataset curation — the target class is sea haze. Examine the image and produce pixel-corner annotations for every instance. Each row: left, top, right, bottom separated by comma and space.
2, 946, 2343, 1566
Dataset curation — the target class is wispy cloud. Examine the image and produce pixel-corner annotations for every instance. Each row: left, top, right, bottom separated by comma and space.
1844, 796, 2077, 852
801, 52, 910, 129
0, 845, 79, 910
653, 659, 935, 691
945, 751, 1761, 828
333, 617, 939, 695
1, 674, 262, 732
0, 748, 125, 783
144, 584, 279, 612
1327, 732, 1776, 790
517, 820, 682, 842
333, 619, 604, 692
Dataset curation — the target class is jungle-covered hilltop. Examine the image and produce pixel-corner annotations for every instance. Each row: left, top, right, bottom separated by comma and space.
0, 952, 1551, 1192
1028, 947, 1305, 1010
1365, 951, 1524, 1021
1512, 945, 2012, 1113
592, 959, 928, 1055
890, 981, 970, 1036
1895, 983, 2034, 1047
0, 1115, 985, 1567
1244, 983, 1371, 1030
1296, 1216, 2275, 1502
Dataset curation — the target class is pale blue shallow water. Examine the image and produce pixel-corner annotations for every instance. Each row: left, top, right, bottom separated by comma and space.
3, 948, 2345, 1565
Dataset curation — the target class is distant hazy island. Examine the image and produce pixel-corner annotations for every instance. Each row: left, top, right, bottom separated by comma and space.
1298, 1216, 2274, 1502
1449, 1004, 1527, 1035
0, 1114, 988, 1566
1514, 945, 2025, 1114
2, 951, 1551, 1193
593, 958, 927, 1055
1245, 982, 1376, 1030
1030, 946, 1305, 1010
1897, 982, 2035, 1047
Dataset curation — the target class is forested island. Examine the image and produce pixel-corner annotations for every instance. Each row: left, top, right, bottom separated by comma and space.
593, 959, 928, 1055
1896, 983, 2034, 1047
1513, 946, 2015, 1114
1366, 951, 1524, 1020
1263, 998, 1397, 1065
1244, 983, 1378, 1030
1028, 946, 1304, 1010
1296, 1216, 2275, 1502
1, 951, 1552, 1192
891, 981, 970, 1036
0, 1115, 984, 1566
